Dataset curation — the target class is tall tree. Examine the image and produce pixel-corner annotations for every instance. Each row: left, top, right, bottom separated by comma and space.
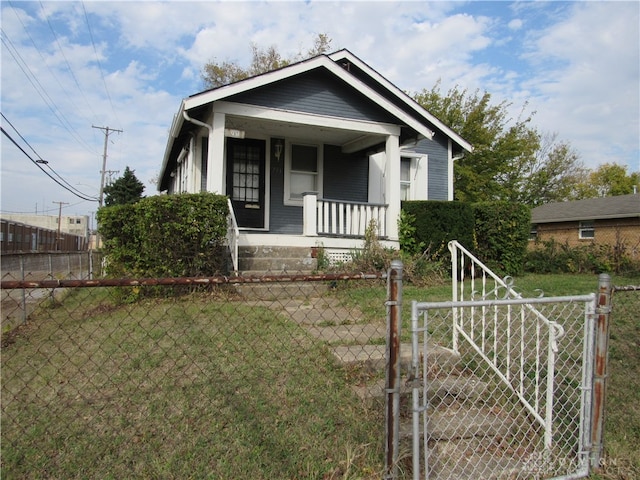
413, 82, 540, 203
201, 34, 332, 89
516, 132, 588, 206
103, 166, 145, 207
574, 163, 640, 198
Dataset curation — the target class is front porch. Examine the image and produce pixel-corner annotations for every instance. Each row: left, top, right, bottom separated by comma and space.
226, 197, 397, 273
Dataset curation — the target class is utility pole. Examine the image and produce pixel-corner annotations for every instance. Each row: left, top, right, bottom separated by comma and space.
93, 125, 123, 207
53, 201, 69, 251
104, 169, 120, 185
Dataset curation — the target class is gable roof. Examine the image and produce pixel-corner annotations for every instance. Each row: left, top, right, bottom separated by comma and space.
169, 49, 473, 143
160, 49, 473, 190
531, 194, 640, 223
327, 50, 472, 153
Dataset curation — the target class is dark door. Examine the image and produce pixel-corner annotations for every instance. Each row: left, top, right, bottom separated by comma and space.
226, 138, 266, 229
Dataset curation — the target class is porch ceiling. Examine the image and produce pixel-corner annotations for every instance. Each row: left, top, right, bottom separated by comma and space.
224, 115, 386, 152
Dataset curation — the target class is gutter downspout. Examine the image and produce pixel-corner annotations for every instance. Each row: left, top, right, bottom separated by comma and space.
183, 110, 213, 134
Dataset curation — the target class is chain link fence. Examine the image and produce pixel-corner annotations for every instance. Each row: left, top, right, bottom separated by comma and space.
1, 271, 390, 479
2, 265, 638, 480
406, 295, 595, 480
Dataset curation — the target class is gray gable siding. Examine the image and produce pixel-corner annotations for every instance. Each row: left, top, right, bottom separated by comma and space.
228, 70, 399, 124
323, 145, 368, 202
412, 136, 449, 200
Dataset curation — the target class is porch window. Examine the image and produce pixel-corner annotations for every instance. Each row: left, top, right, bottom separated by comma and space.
285, 143, 322, 205
579, 221, 594, 239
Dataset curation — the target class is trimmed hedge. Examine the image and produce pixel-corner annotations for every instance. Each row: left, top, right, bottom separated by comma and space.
400, 200, 530, 276
97, 193, 229, 277
401, 201, 475, 257
472, 202, 531, 275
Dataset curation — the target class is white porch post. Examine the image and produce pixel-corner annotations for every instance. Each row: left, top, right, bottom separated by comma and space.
385, 134, 400, 241
207, 112, 226, 194
303, 192, 318, 236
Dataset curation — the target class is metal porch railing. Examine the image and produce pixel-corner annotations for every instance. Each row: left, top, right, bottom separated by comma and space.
226, 198, 239, 273
447, 240, 591, 449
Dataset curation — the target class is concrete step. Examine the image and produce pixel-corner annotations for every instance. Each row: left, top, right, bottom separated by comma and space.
353, 375, 489, 405
399, 405, 513, 441
232, 281, 329, 301
238, 246, 317, 273
331, 343, 460, 374
421, 437, 528, 480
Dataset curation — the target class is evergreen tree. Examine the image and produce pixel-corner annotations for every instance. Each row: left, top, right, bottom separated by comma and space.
103, 166, 145, 206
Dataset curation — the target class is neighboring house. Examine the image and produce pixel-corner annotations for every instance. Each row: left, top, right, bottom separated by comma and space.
159, 49, 472, 270
530, 194, 640, 257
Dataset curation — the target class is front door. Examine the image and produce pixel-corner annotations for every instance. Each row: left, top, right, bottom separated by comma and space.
226, 138, 266, 229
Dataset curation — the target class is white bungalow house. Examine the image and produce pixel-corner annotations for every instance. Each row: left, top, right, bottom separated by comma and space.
159, 49, 472, 272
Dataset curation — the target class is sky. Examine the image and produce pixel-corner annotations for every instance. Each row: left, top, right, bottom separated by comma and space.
1, 0, 639, 222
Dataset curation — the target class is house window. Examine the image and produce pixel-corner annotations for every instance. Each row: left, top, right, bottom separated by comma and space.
201, 137, 208, 192
529, 225, 538, 241
400, 157, 412, 201
285, 143, 322, 205
579, 221, 595, 239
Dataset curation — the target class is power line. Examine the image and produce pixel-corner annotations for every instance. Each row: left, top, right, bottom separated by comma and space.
0, 29, 96, 154
1, 116, 99, 203
7, 1, 99, 130
82, 2, 122, 129
1, 113, 99, 201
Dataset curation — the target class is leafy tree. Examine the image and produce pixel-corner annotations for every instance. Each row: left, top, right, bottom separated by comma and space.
202, 34, 332, 88
103, 166, 145, 207
413, 82, 540, 203
516, 132, 588, 206
574, 163, 640, 198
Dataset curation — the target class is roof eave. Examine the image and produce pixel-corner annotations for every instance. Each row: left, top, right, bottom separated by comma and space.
328, 49, 473, 153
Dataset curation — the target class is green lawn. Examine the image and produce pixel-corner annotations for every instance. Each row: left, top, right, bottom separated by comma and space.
1, 288, 383, 479
2, 273, 637, 479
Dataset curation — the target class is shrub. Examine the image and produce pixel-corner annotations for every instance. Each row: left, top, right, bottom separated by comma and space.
472, 202, 530, 276
97, 193, 229, 278
525, 239, 640, 275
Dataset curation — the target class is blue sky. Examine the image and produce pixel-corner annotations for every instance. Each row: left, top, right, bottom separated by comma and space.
1, 1, 639, 220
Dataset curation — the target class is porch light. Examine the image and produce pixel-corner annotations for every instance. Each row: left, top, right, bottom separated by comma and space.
273, 139, 284, 162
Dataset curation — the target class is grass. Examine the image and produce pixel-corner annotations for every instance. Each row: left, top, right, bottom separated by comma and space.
1, 287, 383, 479
2, 273, 637, 479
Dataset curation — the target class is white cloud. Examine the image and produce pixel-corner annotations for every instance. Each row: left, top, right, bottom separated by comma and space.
508, 18, 523, 30
2, 1, 638, 219
521, 1, 639, 169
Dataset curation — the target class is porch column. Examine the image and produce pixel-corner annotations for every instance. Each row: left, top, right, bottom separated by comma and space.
207, 112, 226, 194
385, 134, 400, 241
303, 192, 318, 236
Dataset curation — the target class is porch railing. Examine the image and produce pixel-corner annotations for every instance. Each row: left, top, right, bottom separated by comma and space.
303, 193, 387, 238
226, 198, 239, 273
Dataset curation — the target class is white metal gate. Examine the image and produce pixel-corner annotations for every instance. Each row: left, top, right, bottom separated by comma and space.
406, 242, 600, 480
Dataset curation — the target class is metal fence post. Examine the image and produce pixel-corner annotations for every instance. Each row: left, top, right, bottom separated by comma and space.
384, 259, 403, 480
20, 254, 27, 324
590, 273, 612, 471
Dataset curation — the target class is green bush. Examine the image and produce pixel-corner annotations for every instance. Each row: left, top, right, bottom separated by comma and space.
97, 193, 229, 278
401, 201, 475, 257
472, 202, 530, 276
525, 239, 640, 276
